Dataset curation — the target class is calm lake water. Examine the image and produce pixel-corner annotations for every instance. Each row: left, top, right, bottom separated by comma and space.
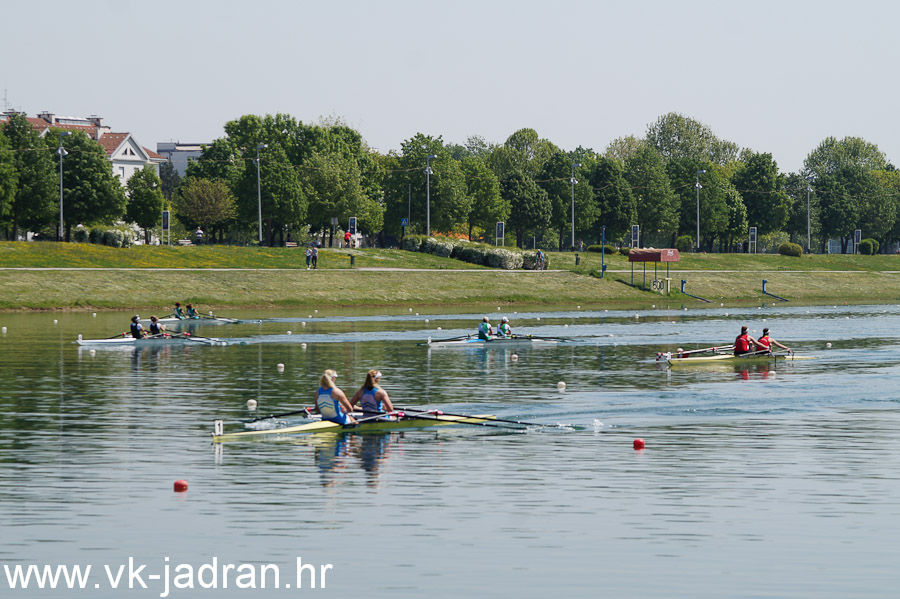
1, 303, 899, 598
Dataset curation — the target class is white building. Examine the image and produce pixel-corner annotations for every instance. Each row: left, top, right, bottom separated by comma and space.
156, 142, 206, 176
0, 111, 165, 184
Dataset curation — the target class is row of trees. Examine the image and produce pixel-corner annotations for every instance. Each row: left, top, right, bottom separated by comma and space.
3, 111, 899, 253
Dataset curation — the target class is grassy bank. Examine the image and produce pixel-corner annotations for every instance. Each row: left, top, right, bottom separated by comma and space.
1, 242, 899, 310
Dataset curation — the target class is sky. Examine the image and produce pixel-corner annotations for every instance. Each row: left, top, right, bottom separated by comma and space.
3, 0, 898, 173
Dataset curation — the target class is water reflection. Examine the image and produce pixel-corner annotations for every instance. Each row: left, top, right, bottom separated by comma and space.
300, 432, 396, 489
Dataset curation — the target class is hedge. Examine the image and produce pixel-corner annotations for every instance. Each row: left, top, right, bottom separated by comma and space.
587, 244, 615, 254
858, 238, 879, 255
778, 242, 802, 257
675, 235, 693, 252
402, 234, 537, 269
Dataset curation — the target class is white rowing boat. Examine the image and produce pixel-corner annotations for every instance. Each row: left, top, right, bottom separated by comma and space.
140, 315, 240, 325
75, 333, 225, 346
424, 334, 560, 348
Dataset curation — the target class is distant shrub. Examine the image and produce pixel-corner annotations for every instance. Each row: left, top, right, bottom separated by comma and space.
675, 235, 693, 252
486, 248, 523, 269
102, 229, 124, 248
619, 247, 631, 256
89, 228, 103, 244
587, 244, 615, 254
858, 238, 879, 255
778, 242, 802, 257
522, 251, 550, 270
402, 235, 424, 252
72, 228, 89, 243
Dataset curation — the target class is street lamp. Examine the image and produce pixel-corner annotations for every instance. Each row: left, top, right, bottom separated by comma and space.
256, 143, 267, 245
806, 176, 814, 253
570, 161, 581, 251
57, 131, 71, 241
425, 154, 436, 236
695, 169, 706, 251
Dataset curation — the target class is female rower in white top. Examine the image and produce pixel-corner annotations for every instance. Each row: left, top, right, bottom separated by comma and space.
350, 370, 394, 417
315, 369, 356, 424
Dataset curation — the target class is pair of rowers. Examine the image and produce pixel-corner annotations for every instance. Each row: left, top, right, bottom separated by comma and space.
734, 326, 791, 356
315, 369, 393, 425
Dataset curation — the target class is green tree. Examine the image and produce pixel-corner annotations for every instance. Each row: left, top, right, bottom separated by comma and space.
604, 135, 647, 163
624, 145, 678, 246
158, 161, 181, 204
174, 178, 237, 236
646, 112, 739, 165
803, 136, 887, 178
487, 128, 558, 179
383, 134, 468, 237
0, 129, 17, 237
236, 144, 304, 246
732, 152, 791, 235
586, 156, 635, 243
862, 170, 900, 248
816, 165, 877, 253
125, 166, 164, 243
300, 152, 382, 243
460, 156, 506, 241
1, 114, 56, 239
184, 138, 244, 190
503, 171, 551, 248
538, 151, 596, 250
667, 158, 731, 251
782, 173, 818, 249
50, 130, 126, 241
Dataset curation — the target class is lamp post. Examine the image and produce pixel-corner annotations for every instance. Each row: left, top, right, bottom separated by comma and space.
425, 154, 436, 236
570, 161, 581, 251
256, 143, 267, 245
695, 169, 706, 251
57, 131, 71, 241
806, 177, 813, 253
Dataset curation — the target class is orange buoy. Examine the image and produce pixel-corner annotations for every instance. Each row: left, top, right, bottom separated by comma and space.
173, 480, 189, 492
633, 439, 645, 450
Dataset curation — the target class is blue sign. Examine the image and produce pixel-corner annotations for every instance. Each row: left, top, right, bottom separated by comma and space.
162, 210, 170, 230
349, 216, 357, 235
400, 218, 409, 228
496, 222, 505, 238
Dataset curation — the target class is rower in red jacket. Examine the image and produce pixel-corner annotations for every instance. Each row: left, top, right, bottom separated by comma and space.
734, 325, 759, 356
755, 327, 791, 353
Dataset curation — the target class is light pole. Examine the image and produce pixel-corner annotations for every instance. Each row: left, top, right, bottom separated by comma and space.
570, 161, 581, 251
256, 143, 267, 245
806, 176, 813, 253
425, 154, 436, 236
695, 169, 706, 251
57, 131, 71, 241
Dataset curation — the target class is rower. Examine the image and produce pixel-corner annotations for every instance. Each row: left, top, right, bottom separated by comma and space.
496, 316, 512, 338
130, 315, 147, 339
350, 370, 394, 417
734, 325, 759, 356
478, 316, 493, 341
186, 303, 199, 319
173, 302, 186, 320
315, 369, 356, 424
756, 327, 790, 353
148, 315, 165, 336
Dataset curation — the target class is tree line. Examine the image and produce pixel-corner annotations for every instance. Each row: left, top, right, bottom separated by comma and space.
2, 111, 898, 253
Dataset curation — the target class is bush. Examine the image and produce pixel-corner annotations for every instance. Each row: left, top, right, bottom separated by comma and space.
619, 247, 631, 256
456, 244, 489, 265
586, 244, 615, 254
486, 248, 524, 270
72, 228, 89, 243
102, 229, 124, 248
675, 235, 693, 252
858, 238, 879, 255
778, 242, 803, 257
401, 235, 424, 252
89, 227, 103, 244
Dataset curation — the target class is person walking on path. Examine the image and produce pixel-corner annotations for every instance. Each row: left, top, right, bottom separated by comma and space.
306, 246, 312, 270
311, 246, 319, 269
194, 227, 203, 245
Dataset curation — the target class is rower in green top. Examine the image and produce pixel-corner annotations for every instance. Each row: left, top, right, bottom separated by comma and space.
186, 303, 199, 319
478, 316, 493, 340
173, 302, 186, 320
496, 316, 512, 338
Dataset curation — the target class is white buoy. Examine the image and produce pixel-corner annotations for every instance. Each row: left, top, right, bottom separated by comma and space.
77, 334, 83, 341
577, 306, 581, 309
826, 342, 832, 348
2, 326, 7, 334
762, 319, 766, 322
497, 306, 501, 310
511, 354, 518, 361
308, 315, 312, 318
725, 313, 729, 317
409, 308, 413, 312
437, 327, 442, 330
88, 349, 96, 356
301, 321, 306, 327
415, 312, 419, 316
720, 303, 724, 307
208, 311, 213, 316
652, 305, 656, 308
301, 343, 307, 349
557, 381, 566, 391
425, 319, 429, 323
92, 312, 97, 317
276, 363, 285, 371
537, 317, 541, 321
53, 319, 58, 324
286, 330, 292, 335
247, 399, 258, 410
845, 316, 850, 319
314, 309, 318, 313
634, 314, 640, 319
564, 324, 568, 327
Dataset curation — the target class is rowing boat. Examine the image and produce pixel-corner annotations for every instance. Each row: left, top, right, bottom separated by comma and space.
667, 352, 816, 366
75, 333, 225, 346
140, 315, 240, 325
212, 412, 497, 442
424, 335, 560, 348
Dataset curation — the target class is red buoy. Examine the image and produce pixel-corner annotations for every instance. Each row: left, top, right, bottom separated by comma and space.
633, 438, 645, 450
173, 480, 189, 492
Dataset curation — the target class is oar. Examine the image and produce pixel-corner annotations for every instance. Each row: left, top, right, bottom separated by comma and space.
246, 406, 315, 423
682, 344, 735, 355
394, 407, 574, 430
510, 334, 567, 342
172, 332, 219, 344
423, 334, 472, 345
